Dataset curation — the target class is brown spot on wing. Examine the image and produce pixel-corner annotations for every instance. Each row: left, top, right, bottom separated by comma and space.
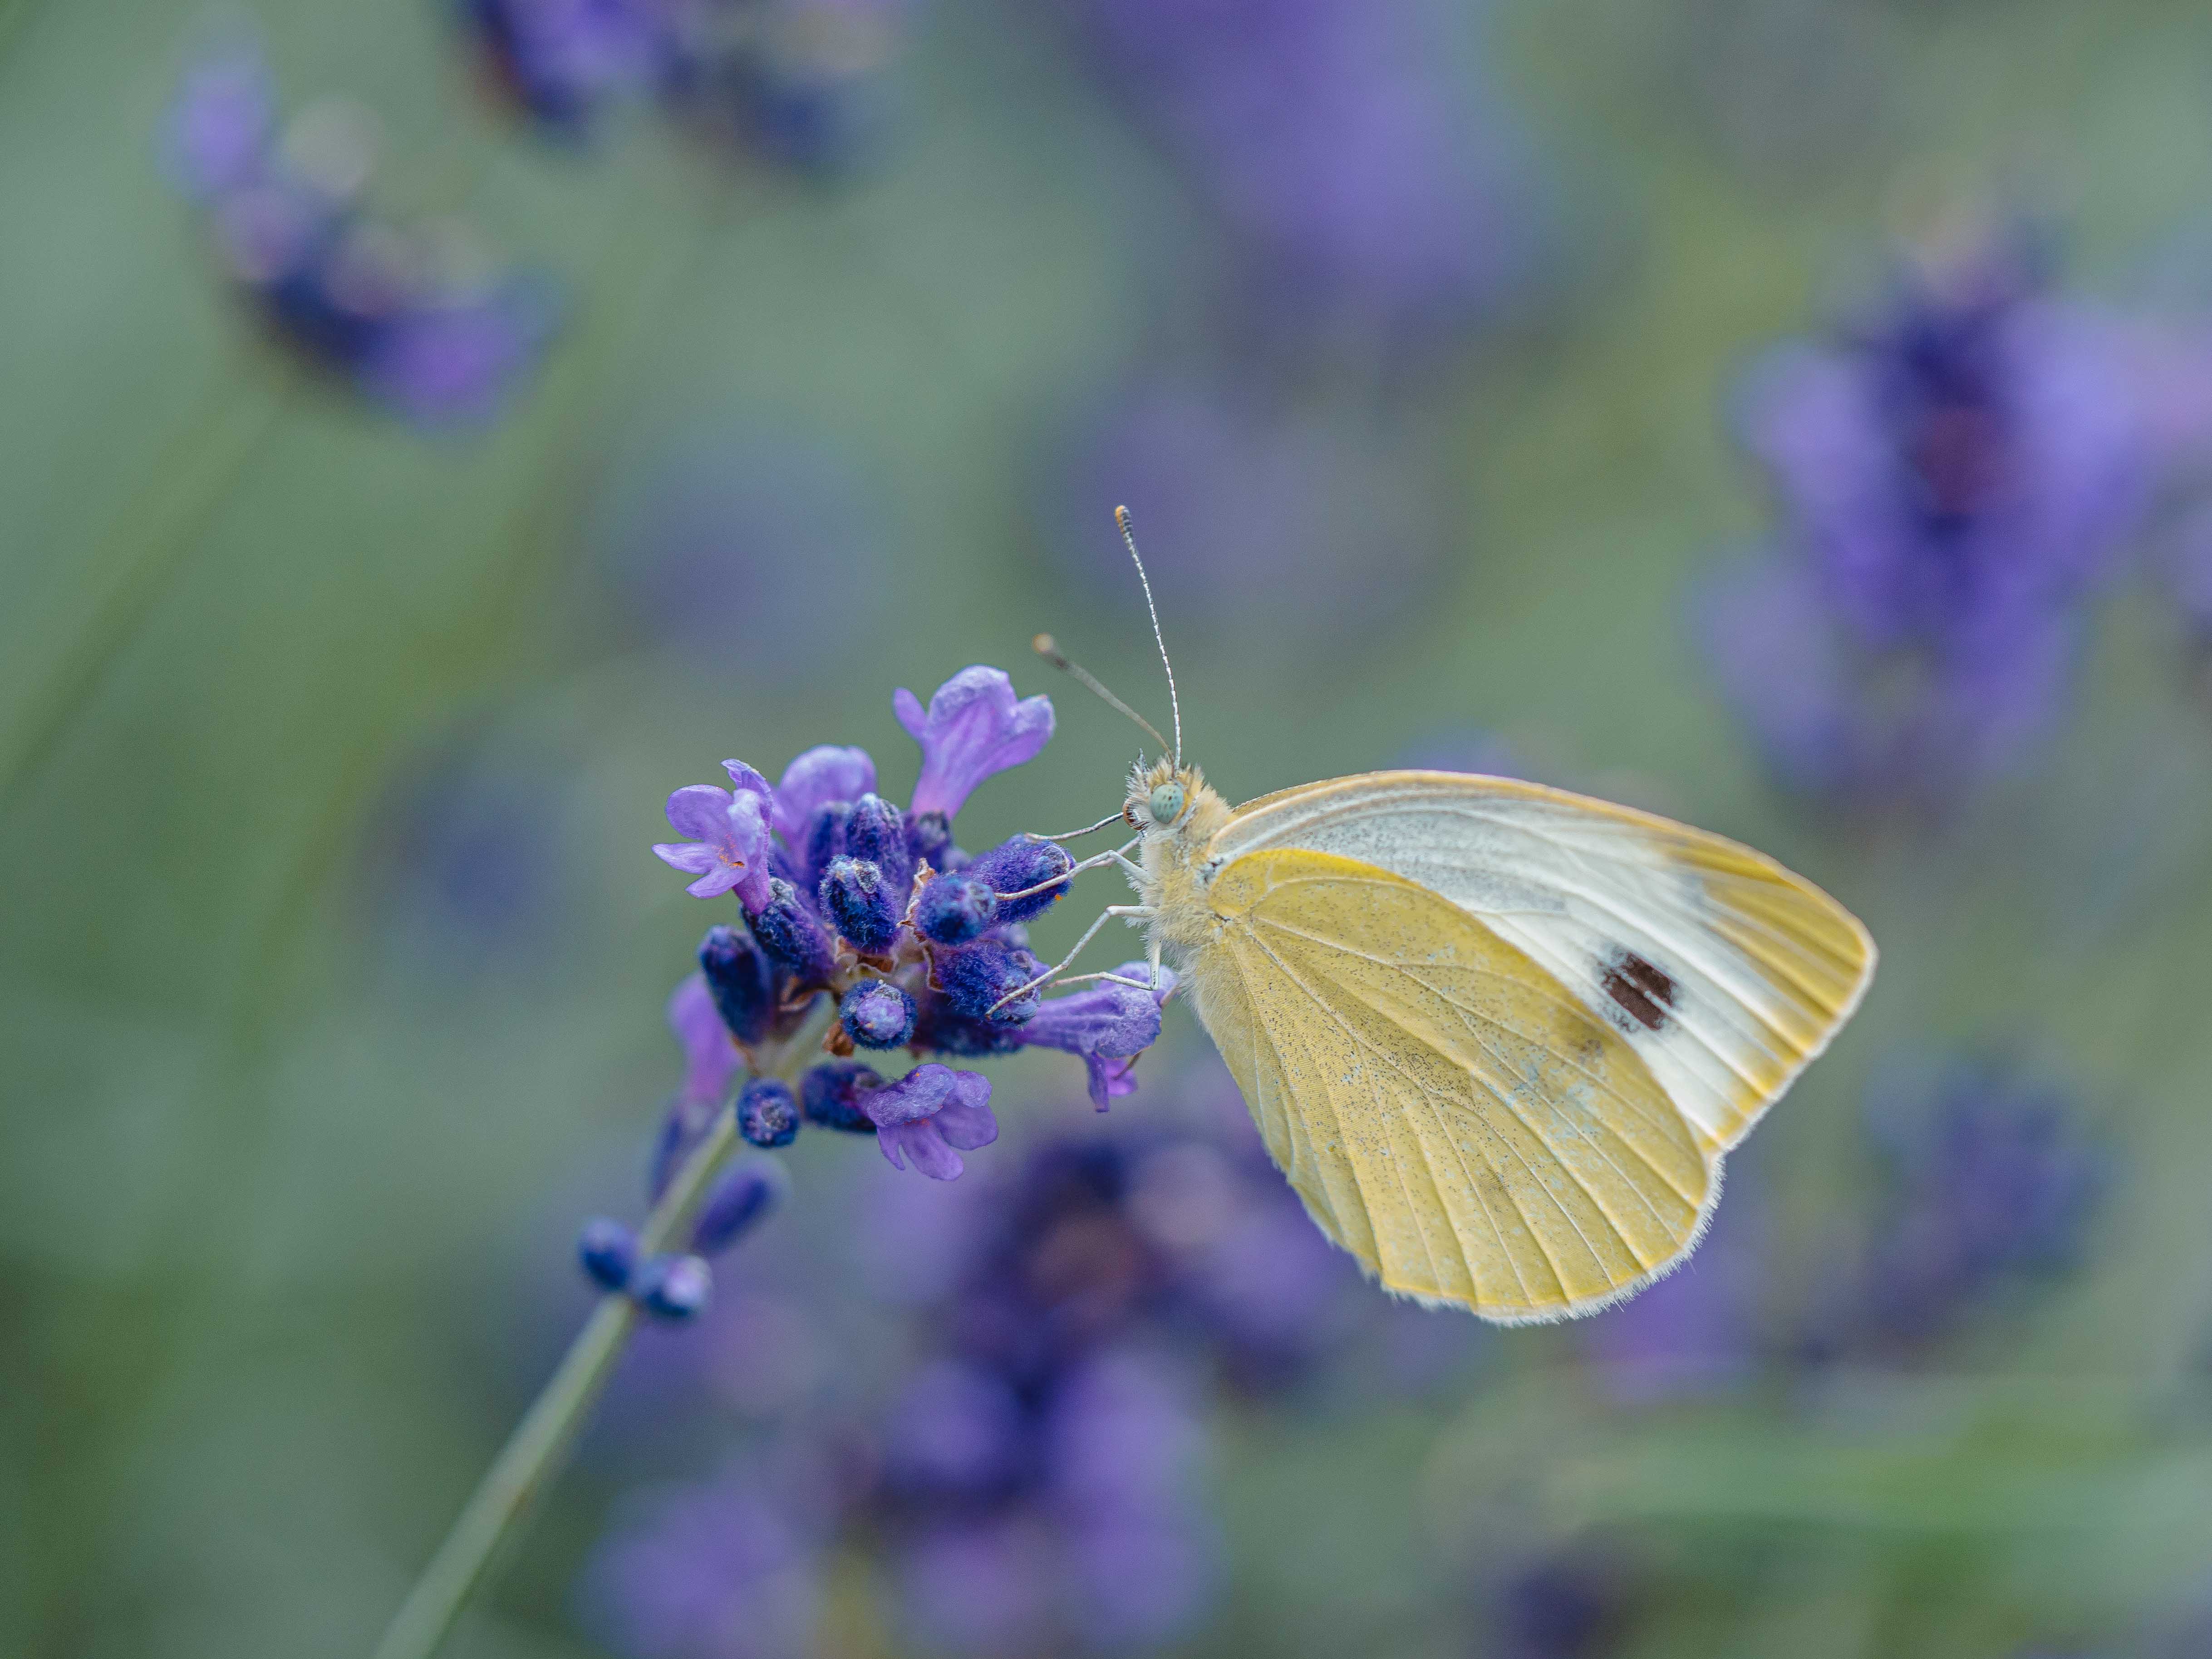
1602, 951, 1677, 1032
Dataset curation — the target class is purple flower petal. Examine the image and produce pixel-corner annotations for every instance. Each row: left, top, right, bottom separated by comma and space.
1085, 1053, 1138, 1113
723, 759, 774, 805
863, 1064, 961, 1128
359, 288, 553, 431
165, 47, 274, 199
1021, 962, 1174, 1109
877, 1117, 968, 1180
668, 973, 740, 1106
894, 667, 1053, 820
654, 784, 772, 902
1022, 965, 1175, 1059
773, 746, 877, 842
866, 1065, 995, 1179
932, 1095, 998, 1153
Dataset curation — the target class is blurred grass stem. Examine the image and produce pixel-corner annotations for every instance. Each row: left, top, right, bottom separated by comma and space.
0, 371, 288, 810
369, 1009, 826, 1659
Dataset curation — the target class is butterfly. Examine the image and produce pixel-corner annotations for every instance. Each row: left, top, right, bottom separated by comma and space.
1032, 509, 1876, 1324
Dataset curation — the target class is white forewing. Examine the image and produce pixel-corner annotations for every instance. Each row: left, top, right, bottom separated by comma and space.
1207, 771, 1876, 1155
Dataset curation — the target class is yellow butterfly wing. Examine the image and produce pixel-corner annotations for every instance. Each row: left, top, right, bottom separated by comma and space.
1186, 846, 1712, 1322
1169, 770, 1875, 1320
1209, 771, 1876, 1162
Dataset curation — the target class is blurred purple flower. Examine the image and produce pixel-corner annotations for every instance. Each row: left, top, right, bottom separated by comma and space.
464, 0, 667, 129
895, 667, 1055, 821
1492, 1547, 1632, 1659
668, 0, 911, 174
1583, 1191, 1763, 1401
1809, 1060, 2105, 1357
167, 51, 556, 429
1041, 1350, 1214, 1648
867, 1064, 997, 1181
585, 1477, 823, 1659
164, 44, 275, 197
880, 1360, 1026, 1496
1700, 234, 2157, 805
668, 973, 740, 1107
893, 1516, 1057, 1656
465, 0, 912, 172
653, 782, 773, 901
1056, 0, 1536, 338
358, 284, 559, 428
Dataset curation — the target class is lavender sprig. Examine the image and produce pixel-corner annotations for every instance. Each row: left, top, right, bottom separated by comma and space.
370, 664, 1170, 1659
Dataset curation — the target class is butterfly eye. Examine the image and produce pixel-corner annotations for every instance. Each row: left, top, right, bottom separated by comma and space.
1148, 782, 1186, 825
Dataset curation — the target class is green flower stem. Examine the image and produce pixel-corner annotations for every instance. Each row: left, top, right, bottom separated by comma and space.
369, 1015, 823, 1659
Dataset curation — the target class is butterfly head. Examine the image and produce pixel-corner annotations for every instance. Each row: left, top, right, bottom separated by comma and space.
1125, 757, 1228, 846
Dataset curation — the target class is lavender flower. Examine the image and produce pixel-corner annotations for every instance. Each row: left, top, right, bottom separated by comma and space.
1018, 962, 1175, 1110
660, 0, 911, 175
800, 1060, 884, 1133
1699, 233, 2156, 806
667, 974, 740, 1110
465, 0, 913, 173
767, 746, 874, 844
166, 49, 555, 429
578, 1217, 639, 1291
1053, 0, 1537, 339
585, 1476, 823, 1659
893, 667, 1054, 821
865, 1064, 997, 1181
589, 1095, 1382, 1659
914, 872, 998, 946
644, 668, 1157, 1142
1805, 1060, 2105, 1358
653, 783, 772, 902
698, 924, 774, 1044
163, 44, 274, 198
692, 1160, 786, 1255
1583, 1189, 1764, 1402
735, 1078, 800, 1148
838, 978, 916, 1049
463, 0, 666, 130
634, 1253, 713, 1321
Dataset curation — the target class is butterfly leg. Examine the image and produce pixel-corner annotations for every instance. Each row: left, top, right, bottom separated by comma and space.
995, 835, 1143, 907
986, 903, 1153, 1014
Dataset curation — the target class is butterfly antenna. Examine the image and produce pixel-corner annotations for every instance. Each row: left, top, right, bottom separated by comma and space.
1113, 505, 1180, 764
1032, 634, 1171, 757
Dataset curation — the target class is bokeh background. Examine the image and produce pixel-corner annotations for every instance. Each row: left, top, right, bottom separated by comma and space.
10, 0, 2212, 1655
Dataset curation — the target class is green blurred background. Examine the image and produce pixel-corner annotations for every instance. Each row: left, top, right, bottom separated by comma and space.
8, 0, 2212, 1655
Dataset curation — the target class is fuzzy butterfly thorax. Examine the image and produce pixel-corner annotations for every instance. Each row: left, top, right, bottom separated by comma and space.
1127, 760, 1233, 963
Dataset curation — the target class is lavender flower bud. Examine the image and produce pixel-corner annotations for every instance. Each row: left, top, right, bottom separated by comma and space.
577, 1217, 638, 1292
800, 801, 852, 888
938, 938, 1044, 1024
841, 978, 918, 1049
845, 792, 914, 903
737, 1077, 801, 1148
964, 835, 1073, 922
692, 1158, 787, 1255
633, 1253, 712, 1321
914, 872, 998, 946
698, 924, 774, 1045
748, 878, 837, 981
801, 1060, 883, 1132
905, 809, 956, 870
820, 855, 900, 952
